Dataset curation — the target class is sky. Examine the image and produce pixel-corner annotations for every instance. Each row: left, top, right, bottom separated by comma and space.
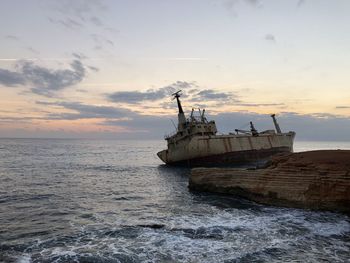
0, 0, 349, 140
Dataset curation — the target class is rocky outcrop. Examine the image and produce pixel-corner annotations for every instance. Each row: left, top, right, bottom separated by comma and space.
189, 150, 350, 213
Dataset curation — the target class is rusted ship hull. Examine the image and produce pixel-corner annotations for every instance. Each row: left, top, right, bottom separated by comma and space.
161, 147, 291, 167
157, 132, 295, 167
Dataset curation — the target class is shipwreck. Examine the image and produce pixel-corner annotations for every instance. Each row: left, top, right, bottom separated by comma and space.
157, 90, 295, 166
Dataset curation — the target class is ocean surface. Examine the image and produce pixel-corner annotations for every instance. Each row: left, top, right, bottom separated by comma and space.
0, 139, 349, 263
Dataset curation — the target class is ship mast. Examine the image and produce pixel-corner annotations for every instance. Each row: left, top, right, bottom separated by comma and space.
172, 90, 186, 130
271, 114, 282, 134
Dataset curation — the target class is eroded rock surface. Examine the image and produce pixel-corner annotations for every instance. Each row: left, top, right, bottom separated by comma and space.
189, 150, 350, 213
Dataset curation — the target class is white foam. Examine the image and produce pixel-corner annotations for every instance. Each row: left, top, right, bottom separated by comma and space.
16, 254, 31, 263
19, 206, 350, 262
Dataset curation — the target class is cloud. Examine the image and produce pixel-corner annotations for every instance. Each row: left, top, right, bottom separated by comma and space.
46, 0, 117, 53
21, 59, 85, 96
4, 36, 41, 55
34, 100, 177, 136
107, 81, 240, 107
0, 69, 26, 87
335, 106, 350, 109
36, 101, 134, 120
72, 52, 87, 60
245, 0, 260, 7
236, 103, 285, 107
107, 90, 169, 104
191, 89, 237, 102
90, 34, 114, 48
107, 81, 195, 104
0, 116, 36, 123
0, 56, 90, 97
7, 99, 348, 141
107, 82, 244, 111
48, 0, 106, 18
264, 34, 276, 43
101, 109, 350, 141
4, 35, 41, 55
90, 16, 103, 27
48, 17, 83, 30
297, 0, 305, 8
103, 115, 173, 135
87, 65, 99, 72
76, 88, 88, 93
105, 80, 286, 114
4, 35, 20, 41
47, 0, 116, 33
223, 0, 262, 16
26, 47, 40, 54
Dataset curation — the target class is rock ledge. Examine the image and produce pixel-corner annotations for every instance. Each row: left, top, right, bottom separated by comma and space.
189, 150, 350, 213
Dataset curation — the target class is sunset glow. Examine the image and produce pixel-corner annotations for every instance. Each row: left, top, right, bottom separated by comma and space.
1, 0, 349, 140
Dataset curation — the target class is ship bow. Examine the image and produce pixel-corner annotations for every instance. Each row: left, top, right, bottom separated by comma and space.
157, 150, 168, 164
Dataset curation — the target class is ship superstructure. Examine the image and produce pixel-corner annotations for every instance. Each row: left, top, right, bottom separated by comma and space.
157, 91, 295, 166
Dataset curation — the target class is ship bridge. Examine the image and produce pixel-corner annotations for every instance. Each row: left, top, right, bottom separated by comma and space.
166, 91, 217, 144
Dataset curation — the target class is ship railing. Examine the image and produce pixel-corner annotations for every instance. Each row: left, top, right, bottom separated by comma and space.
164, 130, 177, 140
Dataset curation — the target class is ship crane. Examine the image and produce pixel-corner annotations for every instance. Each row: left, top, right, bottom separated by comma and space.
271, 114, 282, 133
189, 108, 208, 123
234, 129, 251, 135
235, 122, 258, 136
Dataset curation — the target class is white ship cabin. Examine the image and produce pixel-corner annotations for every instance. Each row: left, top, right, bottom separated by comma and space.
165, 91, 217, 144
165, 108, 217, 143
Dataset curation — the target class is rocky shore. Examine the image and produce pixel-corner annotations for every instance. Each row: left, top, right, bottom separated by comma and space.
189, 150, 350, 214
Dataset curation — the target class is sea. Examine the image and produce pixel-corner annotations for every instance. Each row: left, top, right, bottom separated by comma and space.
0, 139, 349, 263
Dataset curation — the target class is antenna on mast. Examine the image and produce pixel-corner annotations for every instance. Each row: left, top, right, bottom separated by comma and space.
171, 90, 186, 129
170, 119, 177, 131
171, 90, 182, 97
171, 90, 184, 114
